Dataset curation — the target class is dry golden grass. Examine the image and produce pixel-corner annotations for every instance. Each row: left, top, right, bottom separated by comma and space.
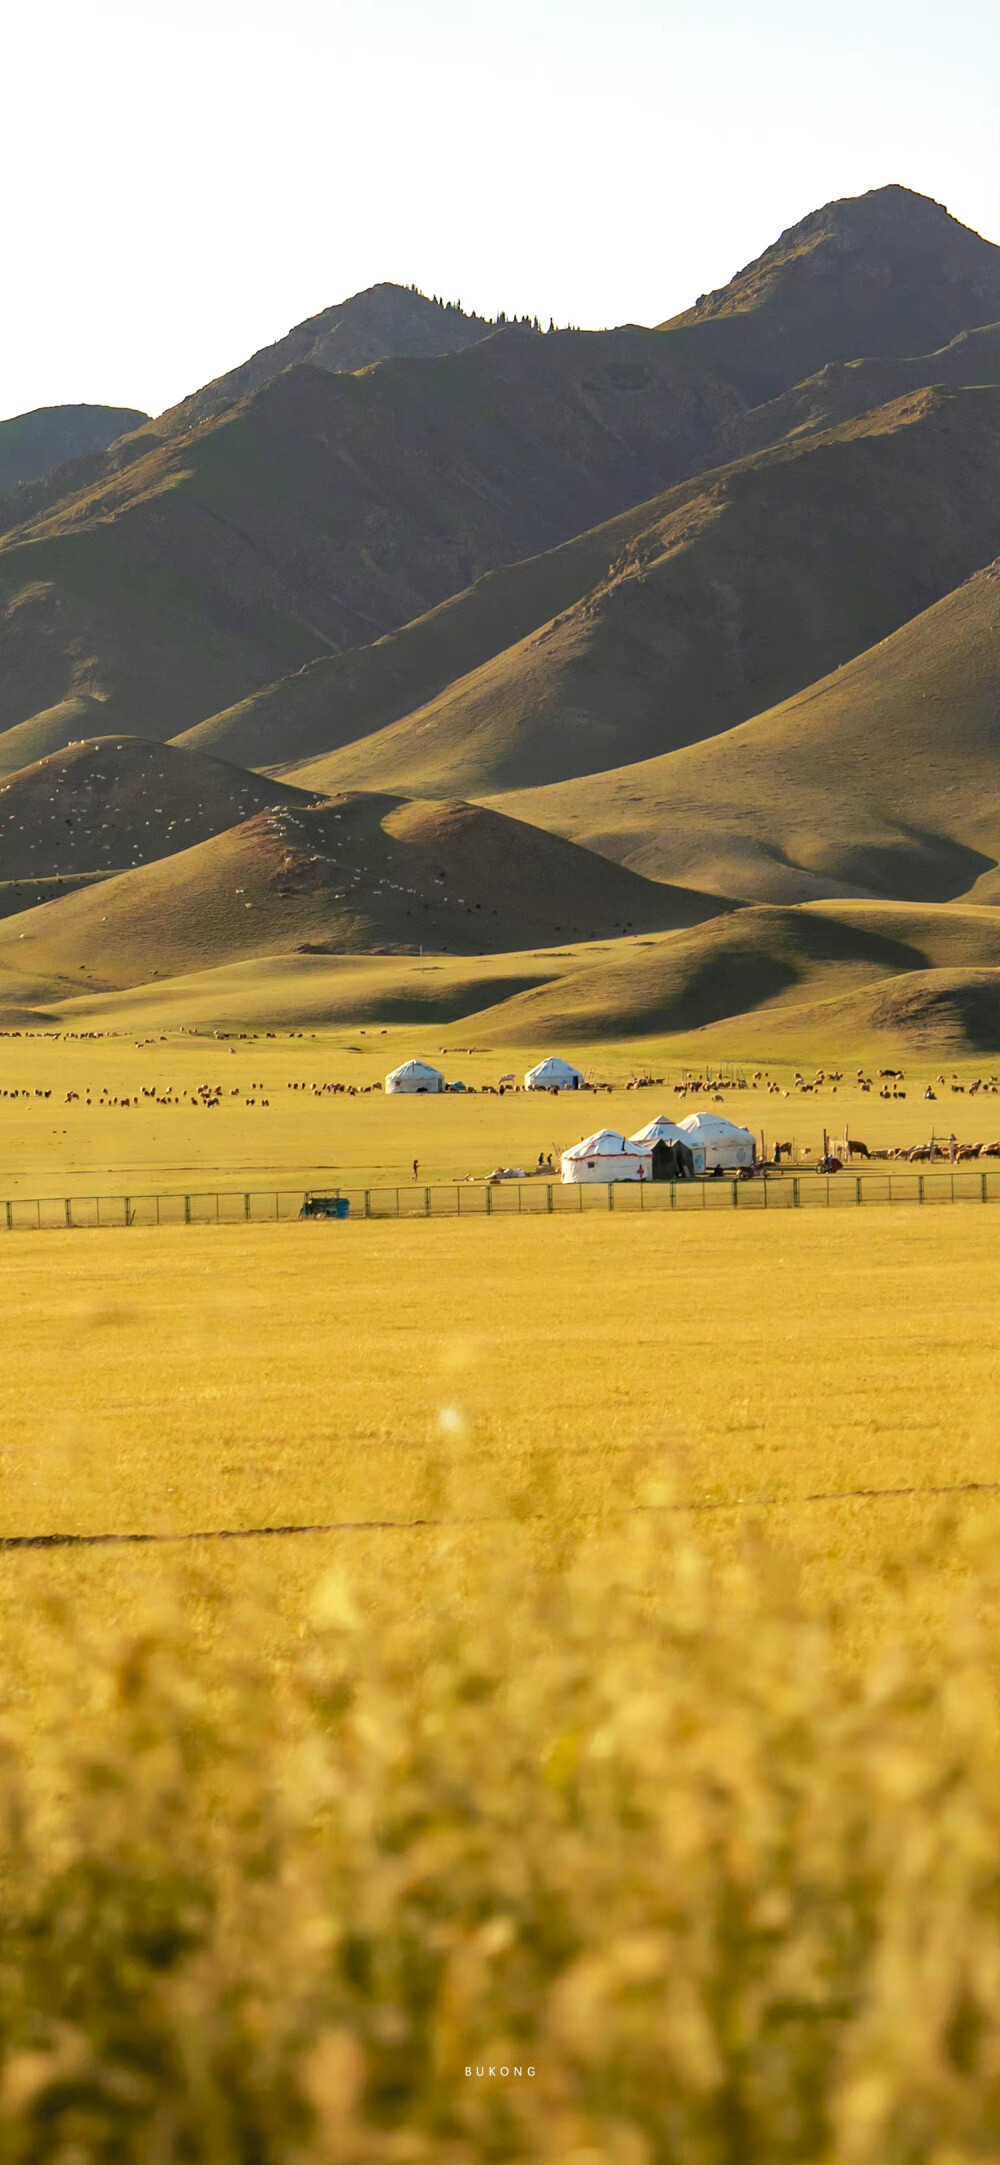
0, 1047, 995, 2161
0, 1204, 996, 2158
0, 1209, 994, 1623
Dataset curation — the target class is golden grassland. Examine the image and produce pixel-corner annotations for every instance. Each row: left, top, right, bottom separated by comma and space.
0, 1207, 996, 2160
0, 1210, 995, 1638
0, 1025, 993, 1199
0, 1031, 996, 2163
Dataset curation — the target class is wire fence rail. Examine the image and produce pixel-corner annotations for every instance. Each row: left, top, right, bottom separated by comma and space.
1, 1168, 999, 1232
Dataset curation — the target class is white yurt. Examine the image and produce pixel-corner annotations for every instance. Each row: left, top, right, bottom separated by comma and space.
629, 1115, 704, 1177
679, 1112, 756, 1169
384, 1059, 446, 1095
524, 1056, 584, 1090
561, 1129, 652, 1184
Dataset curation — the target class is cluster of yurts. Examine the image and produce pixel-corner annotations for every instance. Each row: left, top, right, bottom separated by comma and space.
383, 1057, 757, 1181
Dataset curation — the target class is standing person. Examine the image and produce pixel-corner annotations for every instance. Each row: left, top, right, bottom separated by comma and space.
413, 1158, 419, 1181
949, 1134, 957, 1165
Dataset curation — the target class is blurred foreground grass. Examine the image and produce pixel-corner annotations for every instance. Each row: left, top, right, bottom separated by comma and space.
0, 1209, 996, 2161
0, 1523, 996, 2162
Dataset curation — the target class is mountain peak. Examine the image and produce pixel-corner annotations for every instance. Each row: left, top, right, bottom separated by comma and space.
667, 186, 999, 330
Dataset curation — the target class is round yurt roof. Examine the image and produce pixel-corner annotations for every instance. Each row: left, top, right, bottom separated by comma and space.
386, 1058, 444, 1083
563, 1129, 649, 1161
679, 1112, 755, 1140
629, 1115, 690, 1144
525, 1056, 584, 1082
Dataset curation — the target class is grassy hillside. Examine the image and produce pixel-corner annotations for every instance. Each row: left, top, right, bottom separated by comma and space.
0, 695, 162, 776
496, 559, 1000, 903
0, 402, 147, 494
661, 184, 1000, 399
0, 735, 318, 880
442, 901, 1000, 1046
175, 337, 1000, 780
1, 189, 993, 749
719, 323, 998, 461
17, 899, 998, 1059
0, 794, 723, 993
0, 336, 750, 739
280, 389, 999, 799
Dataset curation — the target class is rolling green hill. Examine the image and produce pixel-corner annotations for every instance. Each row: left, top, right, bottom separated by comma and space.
0, 794, 723, 993
494, 559, 1000, 904
277, 390, 999, 799
0, 736, 319, 880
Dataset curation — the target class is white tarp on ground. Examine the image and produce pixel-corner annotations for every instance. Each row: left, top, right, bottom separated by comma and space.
385, 1059, 446, 1095
561, 1129, 653, 1183
525, 1057, 585, 1090
629, 1115, 704, 1175
679, 1111, 756, 1168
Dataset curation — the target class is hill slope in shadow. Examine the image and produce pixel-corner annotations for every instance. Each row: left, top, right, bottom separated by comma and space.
278, 390, 999, 798
495, 559, 1000, 904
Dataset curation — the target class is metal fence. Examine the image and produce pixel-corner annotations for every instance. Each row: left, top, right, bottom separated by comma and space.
1, 1168, 998, 1232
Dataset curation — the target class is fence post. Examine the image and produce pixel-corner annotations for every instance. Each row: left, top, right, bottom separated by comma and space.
64, 1197, 72, 1228
670, 1181, 675, 1210
918, 1175, 925, 1205
486, 1184, 493, 1215
982, 1172, 988, 1204
792, 1178, 799, 1208
856, 1177, 862, 1206
244, 1193, 251, 1220
425, 1185, 431, 1217
608, 1182, 615, 1210
763, 1176, 768, 1209
184, 1195, 191, 1225
547, 1184, 553, 1214
731, 1178, 739, 1208
4, 1201, 10, 1231
124, 1197, 131, 1227
364, 1190, 371, 1219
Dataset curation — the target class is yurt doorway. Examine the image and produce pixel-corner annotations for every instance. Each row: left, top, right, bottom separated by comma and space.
650, 1140, 676, 1181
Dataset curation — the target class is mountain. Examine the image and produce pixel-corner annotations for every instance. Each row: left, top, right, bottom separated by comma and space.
174, 328, 999, 776
0, 403, 148, 493
0, 187, 994, 763
0, 287, 497, 538
0, 794, 724, 993
493, 559, 1000, 905
126, 284, 500, 446
274, 389, 999, 799
0, 735, 319, 880
0, 331, 749, 743
660, 185, 1000, 399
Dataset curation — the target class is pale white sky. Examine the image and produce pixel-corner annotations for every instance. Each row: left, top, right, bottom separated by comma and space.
3, 0, 997, 421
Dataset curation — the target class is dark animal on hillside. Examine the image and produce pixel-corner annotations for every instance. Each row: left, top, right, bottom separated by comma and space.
845, 1139, 870, 1158
879, 1068, 904, 1079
